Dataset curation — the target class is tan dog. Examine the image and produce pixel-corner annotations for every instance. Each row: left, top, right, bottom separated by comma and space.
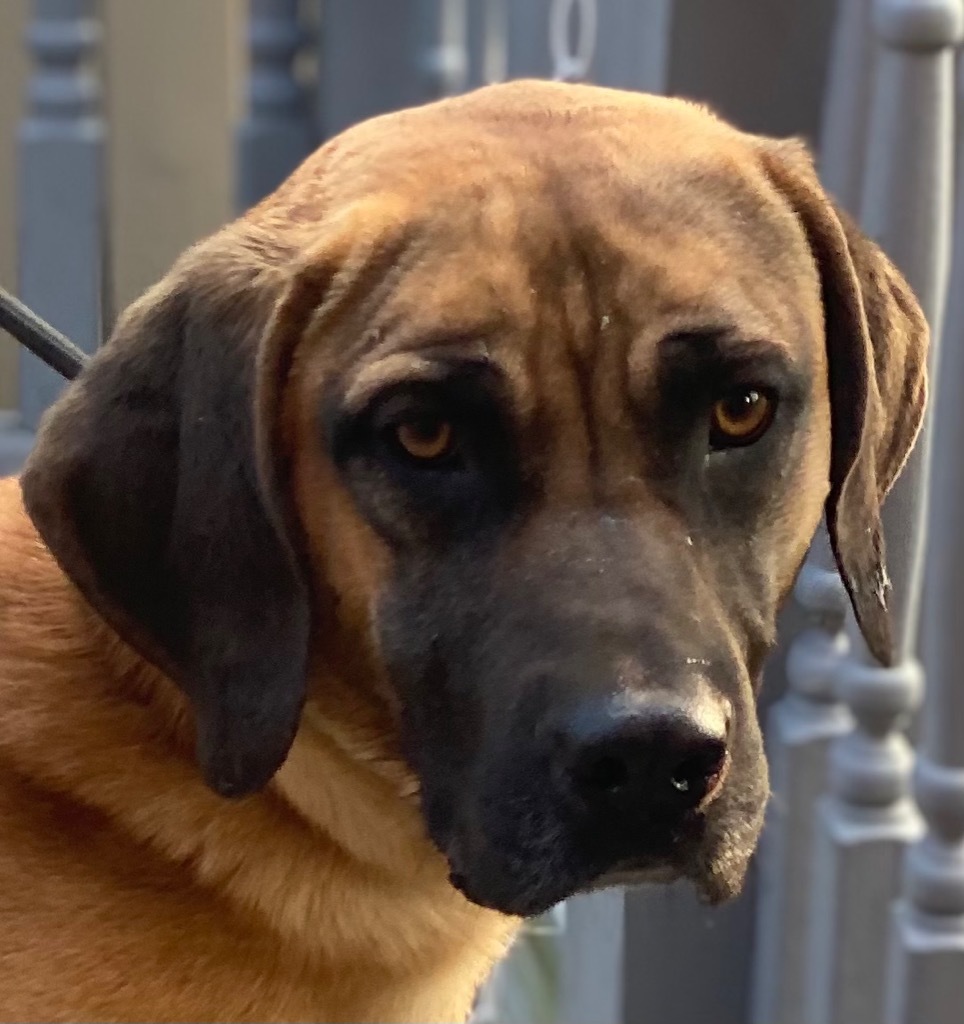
0, 80, 926, 1022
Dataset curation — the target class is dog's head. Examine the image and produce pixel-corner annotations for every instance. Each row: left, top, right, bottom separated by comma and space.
21, 82, 927, 917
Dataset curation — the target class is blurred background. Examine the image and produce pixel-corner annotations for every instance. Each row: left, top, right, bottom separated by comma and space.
1, 3, 962, 1024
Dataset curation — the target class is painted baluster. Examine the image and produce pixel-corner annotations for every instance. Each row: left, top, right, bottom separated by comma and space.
548, 0, 597, 82
819, 0, 876, 214
421, 0, 468, 97
504, 0, 554, 80
462, 0, 505, 91
557, 893, 623, 1024
18, 0, 106, 434
317, 0, 438, 140
482, 0, 509, 85
589, 0, 673, 95
803, 3, 961, 1023
750, 526, 853, 1024
236, 0, 312, 211
885, 32, 964, 1024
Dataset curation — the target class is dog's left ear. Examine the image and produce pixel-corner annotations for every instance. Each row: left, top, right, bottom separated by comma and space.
761, 140, 929, 666
21, 246, 318, 798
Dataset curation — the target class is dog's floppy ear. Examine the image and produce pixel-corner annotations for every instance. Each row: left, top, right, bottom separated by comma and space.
21, 247, 311, 797
762, 141, 929, 666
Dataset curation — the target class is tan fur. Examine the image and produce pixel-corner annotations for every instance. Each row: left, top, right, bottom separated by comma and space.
0, 80, 927, 1021
0, 478, 513, 1020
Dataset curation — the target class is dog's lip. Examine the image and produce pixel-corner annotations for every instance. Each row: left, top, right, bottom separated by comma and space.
445, 833, 699, 912
578, 850, 690, 894
447, 854, 687, 917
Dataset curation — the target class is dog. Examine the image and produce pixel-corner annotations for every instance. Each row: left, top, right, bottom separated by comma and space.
0, 79, 926, 1021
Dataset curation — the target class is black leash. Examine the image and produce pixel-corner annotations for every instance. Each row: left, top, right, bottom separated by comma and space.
0, 285, 89, 381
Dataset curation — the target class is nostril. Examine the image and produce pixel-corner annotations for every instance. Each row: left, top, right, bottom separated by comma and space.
563, 701, 731, 813
668, 740, 728, 801
579, 753, 631, 793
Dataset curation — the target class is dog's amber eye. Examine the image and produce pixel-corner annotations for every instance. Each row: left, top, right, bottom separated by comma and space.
395, 416, 455, 461
709, 388, 774, 448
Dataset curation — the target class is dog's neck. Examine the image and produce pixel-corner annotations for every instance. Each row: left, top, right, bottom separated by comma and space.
0, 495, 515, 1013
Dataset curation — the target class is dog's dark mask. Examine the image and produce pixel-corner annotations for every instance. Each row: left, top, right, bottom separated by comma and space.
20, 87, 927, 919
374, 520, 768, 916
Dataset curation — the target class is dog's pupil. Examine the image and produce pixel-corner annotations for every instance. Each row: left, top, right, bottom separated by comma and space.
412, 418, 442, 441
725, 390, 760, 421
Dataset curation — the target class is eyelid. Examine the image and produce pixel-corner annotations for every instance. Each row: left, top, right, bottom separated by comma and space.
655, 338, 800, 400
341, 343, 495, 413
370, 388, 449, 432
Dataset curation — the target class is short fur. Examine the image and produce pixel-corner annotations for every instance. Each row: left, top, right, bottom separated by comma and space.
0, 81, 926, 1021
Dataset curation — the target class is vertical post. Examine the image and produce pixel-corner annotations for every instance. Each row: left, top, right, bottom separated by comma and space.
316, 0, 441, 141
473, 906, 565, 1024
236, 0, 312, 211
819, 0, 876, 214
480, 0, 508, 85
885, 26, 964, 1023
582, 0, 673, 95
558, 893, 624, 1024
503, 0, 554, 79
750, 526, 853, 1024
464, 0, 508, 89
421, 0, 468, 97
18, 0, 106, 432
803, 3, 961, 1023
547, 0, 598, 81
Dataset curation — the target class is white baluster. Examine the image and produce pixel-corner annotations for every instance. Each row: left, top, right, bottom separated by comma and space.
422, 0, 468, 97
549, 0, 598, 82
236, 0, 312, 211
481, 0, 508, 85
18, 0, 106, 434
885, 26, 964, 1022
317, 0, 444, 140
820, 0, 877, 214
558, 894, 623, 1024
472, 906, 565, 1024
803, 3, 961, 1023
750, 526, 853, 1024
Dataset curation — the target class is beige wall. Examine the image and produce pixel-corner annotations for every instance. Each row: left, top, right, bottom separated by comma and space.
0, 0, 28, 406
104, 0, 243, 317
0, 0, 243, 409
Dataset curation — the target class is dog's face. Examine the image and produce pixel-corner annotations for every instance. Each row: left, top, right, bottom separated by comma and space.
21, 82, 927, 918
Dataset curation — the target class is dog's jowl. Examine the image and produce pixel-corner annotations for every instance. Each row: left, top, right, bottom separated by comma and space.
0, 80, 927, 1022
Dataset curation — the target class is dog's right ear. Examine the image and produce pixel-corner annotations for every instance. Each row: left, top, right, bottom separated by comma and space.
21, 251, 312, 798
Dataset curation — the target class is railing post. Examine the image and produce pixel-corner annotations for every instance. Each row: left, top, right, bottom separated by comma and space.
819, 0, 876, 214
885, 25, 964, 1023
236, 0, 313, 212
750, 526, 853, 1024
421, 0, 469, 97
476, 0, 509, 87
558, 893, 624, 1024
583, 0, 673, 95
503, 0, 554, 79
18, 0, 106, 433
803, 3, 961, 1022
316, 0, 444, 141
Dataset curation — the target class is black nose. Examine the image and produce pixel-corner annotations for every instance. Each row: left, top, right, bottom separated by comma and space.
563, 701, 729, 820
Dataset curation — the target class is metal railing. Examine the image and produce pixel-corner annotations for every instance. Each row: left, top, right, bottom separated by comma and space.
0, 2, 962, 1022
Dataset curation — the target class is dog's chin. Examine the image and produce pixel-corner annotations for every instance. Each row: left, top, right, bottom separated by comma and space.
445, 820, 761, 918
447, 857, 741, 918
447, 862, 585, 918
